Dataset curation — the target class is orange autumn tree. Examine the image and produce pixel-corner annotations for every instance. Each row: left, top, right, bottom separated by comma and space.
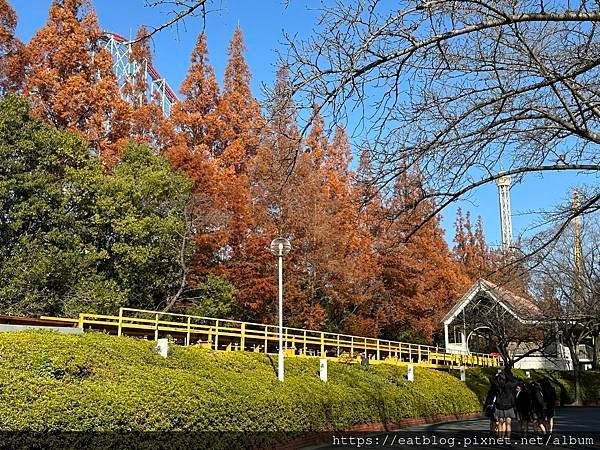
0, 0, 26, 93
318, 127, 382, 336
215, 26, 260, 251
24, 0, 130, 166
170, 32, 221, 153
125, 25, 166, 148
453, 208, 495, 281
377, 168, 469, 343
212, 28, 273, 320
245, 67, 299, 321
167, 31, 224, 272
259, 106, 380, 333
217, 26, 262, 171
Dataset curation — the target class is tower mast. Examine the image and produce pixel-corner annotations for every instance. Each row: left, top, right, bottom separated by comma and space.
496, 175, 513, 252
573, 190, 583, 303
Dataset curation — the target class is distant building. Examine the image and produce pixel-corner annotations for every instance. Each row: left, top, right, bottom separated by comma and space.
442, 279, 594, 370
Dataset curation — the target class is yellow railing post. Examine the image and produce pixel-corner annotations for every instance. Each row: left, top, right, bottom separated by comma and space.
376, 339, 380, 361
215, 319, 220, 351
264, 325, 268, 354
320, 332, 325, 357
418, 345, 422, 363
154, 313, 159, 341
186, 316, 191, 345
336, 334, 340, 356
303, 330, 307, 355
240, 322, 246, 351
350, 336, 354, 358
117, 308, 123, 336
79, 313, 85, 330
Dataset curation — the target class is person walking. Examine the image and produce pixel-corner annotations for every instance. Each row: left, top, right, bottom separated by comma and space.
483, 374, 500, 434
515, 380, 532, 435
540, 377, 557, 433
493, 370, 518, 438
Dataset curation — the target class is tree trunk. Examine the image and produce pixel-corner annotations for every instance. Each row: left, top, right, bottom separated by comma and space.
569, 341, 583, 405
593, 332, 600, 371
574, 365, 582, 406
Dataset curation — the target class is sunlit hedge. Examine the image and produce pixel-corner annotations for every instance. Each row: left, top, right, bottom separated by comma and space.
0, 331, 479, 438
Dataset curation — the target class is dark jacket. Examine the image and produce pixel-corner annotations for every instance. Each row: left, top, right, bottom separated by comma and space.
495, 374, 517, 410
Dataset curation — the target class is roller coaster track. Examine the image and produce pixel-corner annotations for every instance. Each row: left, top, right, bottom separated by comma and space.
39, 308, 501, 369
100, 32, 178, 117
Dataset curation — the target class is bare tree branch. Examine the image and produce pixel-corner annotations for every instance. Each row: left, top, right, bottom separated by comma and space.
285, 0, 600, 252
129, 1, 211, 44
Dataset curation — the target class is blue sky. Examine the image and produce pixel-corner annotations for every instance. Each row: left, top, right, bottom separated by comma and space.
11, 0, 596, 248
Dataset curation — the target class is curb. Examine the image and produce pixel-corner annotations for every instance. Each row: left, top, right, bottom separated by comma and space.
274, 411, 481, 450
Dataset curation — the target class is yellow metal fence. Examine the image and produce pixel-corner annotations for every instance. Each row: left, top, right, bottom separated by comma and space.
46, 308, 499, 368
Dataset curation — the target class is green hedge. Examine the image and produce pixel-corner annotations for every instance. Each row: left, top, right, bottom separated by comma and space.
449, 367, 600, 405
0, 331, 479, 438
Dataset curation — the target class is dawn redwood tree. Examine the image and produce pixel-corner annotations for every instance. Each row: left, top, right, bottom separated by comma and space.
218, 26, 262, 171
169, 32, 221, 153
0, 0, 26, 93
245, 67, 299, 320
24, 0, 131, 167
378, 168, 470, 343
125, 25, 167, 148
215, 27, 261, 263
453, 209, 495, 281
317, 127, 382, 336
167, 31, 225, 272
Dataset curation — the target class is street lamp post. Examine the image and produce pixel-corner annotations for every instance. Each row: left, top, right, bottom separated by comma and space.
270, 237, 291, 382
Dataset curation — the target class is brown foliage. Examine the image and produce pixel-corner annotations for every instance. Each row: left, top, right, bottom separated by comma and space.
376, 170, 470, 342
126, 25, 168, 149
0, 0, 26, 93
24, 0, 130, 166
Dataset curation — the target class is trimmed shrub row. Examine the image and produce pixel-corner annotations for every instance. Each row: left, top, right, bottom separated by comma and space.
0, 331, 480, 437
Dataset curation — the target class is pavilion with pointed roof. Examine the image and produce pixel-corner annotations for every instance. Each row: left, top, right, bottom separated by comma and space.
442, 279, 593, 370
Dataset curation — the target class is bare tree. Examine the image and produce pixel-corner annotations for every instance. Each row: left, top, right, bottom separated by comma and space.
161, 191, 230, 312
529, 217, 600, 404
284, 0, 600, 242
459, 291, 552, 369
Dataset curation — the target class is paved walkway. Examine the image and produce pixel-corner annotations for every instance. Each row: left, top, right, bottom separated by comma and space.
316, 407, 600, 449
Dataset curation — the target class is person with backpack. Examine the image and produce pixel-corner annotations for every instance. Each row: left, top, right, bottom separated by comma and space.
530, 380, 547, 434
493, 370, 518, 438
540, 377, 557, 433
483, 374, 500, 434
515, 380, 532, 435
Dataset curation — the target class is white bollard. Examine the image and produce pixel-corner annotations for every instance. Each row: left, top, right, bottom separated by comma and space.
154, 338, 169, 358
407, 364, 414, 382
526, 370, 531, 379
460, 366, 466, 382
320, 358, 328, 382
